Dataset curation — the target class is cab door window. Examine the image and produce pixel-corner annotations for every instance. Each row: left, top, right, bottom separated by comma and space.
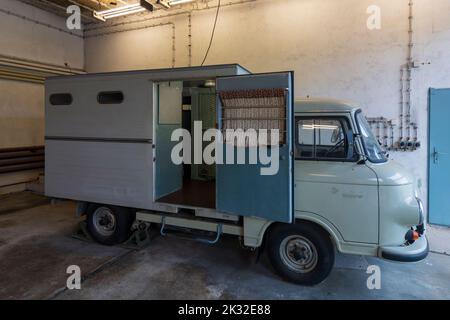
295, 117, 356, 161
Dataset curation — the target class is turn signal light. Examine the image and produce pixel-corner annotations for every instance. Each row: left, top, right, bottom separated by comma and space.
405, 230, 420, 242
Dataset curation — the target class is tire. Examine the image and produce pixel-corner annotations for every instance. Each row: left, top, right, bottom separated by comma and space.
267, 222, 335, 286
86, 204, 135, 246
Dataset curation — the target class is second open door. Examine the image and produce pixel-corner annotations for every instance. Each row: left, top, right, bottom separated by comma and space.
216, 72, 294, 223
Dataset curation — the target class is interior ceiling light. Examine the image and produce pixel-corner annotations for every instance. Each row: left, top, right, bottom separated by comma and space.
94, 0, 154, 21
169, 0, 194, 5
204, 79, 215, 88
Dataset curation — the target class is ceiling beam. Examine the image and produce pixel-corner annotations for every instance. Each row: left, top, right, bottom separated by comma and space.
73, 0, 111, 10
17, 0, 98, 23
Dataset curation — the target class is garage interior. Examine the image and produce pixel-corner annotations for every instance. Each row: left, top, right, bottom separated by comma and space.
0, 0, 449, 299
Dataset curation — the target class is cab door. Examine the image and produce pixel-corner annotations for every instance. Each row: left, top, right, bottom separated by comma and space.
216, 72, 294, 223
294, 115, 379, 244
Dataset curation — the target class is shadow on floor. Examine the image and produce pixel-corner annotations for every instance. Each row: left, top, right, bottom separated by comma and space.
0, 192, 449, 300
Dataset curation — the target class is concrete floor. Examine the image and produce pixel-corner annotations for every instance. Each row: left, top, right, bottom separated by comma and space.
0, 192, 449, 300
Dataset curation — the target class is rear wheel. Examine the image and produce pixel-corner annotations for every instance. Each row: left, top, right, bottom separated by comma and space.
267, 223, 335, 286
86, 204, 135, 245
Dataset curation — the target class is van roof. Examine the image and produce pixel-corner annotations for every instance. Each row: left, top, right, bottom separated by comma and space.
295, 98, 360, 113
46, 64, 251, 81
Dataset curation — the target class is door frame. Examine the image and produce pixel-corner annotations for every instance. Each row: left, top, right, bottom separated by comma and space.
152, 81, 184, 201
427, 87, 433, 225
427, 88, 450, 227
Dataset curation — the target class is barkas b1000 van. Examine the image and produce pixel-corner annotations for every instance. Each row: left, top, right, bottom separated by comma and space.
45, 65, 428, 285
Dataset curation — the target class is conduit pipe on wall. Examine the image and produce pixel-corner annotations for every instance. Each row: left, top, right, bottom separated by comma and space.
406, 0, 414, 142
85, 22, 176, 68
84, 0, 257, 33
0, 7, 83, 38
188, 12, 192, 66
0, 71, 44, 84
397, 0, 419, 151
0, 54, 85, 84
368, 117, 394, 150
0, 5, 86, 84
81, 0, 257, 68
370, 0, 419, 152
0, 54, 85, 75
83, 0, 256, 68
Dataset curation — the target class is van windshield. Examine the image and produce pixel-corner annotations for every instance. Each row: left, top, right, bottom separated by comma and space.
356, 111, 388, 163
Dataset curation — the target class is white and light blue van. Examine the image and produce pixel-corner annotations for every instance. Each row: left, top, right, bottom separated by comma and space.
45, 65, 428, 285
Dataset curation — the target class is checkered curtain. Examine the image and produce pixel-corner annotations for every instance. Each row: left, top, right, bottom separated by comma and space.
219, 88, 286, 147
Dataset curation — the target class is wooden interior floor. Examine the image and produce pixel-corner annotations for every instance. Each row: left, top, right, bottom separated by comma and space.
157, 180, 216, 209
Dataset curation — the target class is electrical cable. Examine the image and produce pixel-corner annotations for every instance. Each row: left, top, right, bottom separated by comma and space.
201, 0, 221, 66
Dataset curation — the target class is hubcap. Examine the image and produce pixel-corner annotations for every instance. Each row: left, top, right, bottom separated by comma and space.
93, 207, 116, 237
280, 235, 318, 273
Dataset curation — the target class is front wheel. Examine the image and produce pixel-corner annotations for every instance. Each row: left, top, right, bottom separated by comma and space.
267, 223, 335, 286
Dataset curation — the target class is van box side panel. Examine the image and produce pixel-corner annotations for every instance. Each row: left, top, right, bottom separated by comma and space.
45, 140, 154, 209
46, 78, 153, 140
44, 65, 251, 209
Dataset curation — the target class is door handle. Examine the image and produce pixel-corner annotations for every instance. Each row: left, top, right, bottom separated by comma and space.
432, 147, 448, 164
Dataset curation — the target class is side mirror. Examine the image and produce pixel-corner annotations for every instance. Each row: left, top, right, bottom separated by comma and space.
353, 134, 366, 164
356, 154, 367, 164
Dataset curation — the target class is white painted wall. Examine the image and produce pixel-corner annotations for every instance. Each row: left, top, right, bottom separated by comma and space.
0, 0, 84, 191
0, 0, 84, 67
0, 80, 44, 147
84, 0, 450, 210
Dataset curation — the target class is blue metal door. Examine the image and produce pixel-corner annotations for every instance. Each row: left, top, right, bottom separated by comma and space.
216, 72, 294, 223
429, 88, 450, 226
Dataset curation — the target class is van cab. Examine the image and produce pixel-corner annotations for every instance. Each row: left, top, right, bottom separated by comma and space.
283, 99, 428, 282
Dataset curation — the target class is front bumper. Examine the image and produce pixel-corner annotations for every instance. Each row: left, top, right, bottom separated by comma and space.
380, 235, 429, 262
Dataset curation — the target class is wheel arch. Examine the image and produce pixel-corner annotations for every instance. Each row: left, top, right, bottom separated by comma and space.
261, 215, 343, 252
264, 216, 337, 285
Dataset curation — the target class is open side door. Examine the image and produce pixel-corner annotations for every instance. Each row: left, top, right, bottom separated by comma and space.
216, 72, 294, 223
154, 81, 183, 200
